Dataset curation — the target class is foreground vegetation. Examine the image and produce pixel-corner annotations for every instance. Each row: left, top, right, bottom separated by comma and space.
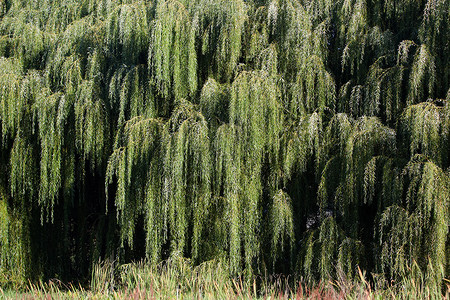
0, 0, 448, 293
2, 259, 450, 299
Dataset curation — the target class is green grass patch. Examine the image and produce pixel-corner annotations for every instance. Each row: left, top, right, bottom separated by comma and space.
2, 258, 449, 299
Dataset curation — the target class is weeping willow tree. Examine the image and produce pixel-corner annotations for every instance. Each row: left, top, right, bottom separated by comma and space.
0, 0, 448, 288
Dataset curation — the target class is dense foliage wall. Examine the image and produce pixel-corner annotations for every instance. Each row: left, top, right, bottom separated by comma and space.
0, 0, 448, 286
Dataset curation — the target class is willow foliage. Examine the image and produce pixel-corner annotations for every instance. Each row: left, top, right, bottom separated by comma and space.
150, 0, 193, 99
164, 101, 211, 260
0, 0, 448, 288
0, 58, 23, 141
378, 157, 449, 283
10, 133, 37, 201
408, 44, 436, 105
106, 3, 149, 65
75, 80, 108, 168
0, 190, 29, 286
199, 77, 229, 125
106, 116, 165, 248
195, 0, 247, 82
401, 101, 449, 167
293, 55, 336, 114
109, 64, 155, 129
301, 216, 364, 283
270, 190, 294, 266
35, 91, 71, 220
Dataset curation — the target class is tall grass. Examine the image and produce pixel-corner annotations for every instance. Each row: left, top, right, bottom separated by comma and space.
2, 258, 449, 299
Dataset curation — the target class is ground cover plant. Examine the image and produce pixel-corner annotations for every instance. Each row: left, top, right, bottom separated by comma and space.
0, 0, 448, 297
2, 258, 450, 299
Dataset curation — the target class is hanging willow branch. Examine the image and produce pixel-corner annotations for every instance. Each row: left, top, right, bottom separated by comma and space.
0, 58, 23, 141
407, 44, 436, 105
270, 190, 294, 266
378, 156, 449, 282
0, 189, 29, 286
75, 80, 108, 169
164, 101, 211, 260
150, 0, 194, 99
196, 0, 247, 82
401, 101, 449, 167
106, 116, 165, 248
106, 3, 149, 65
35, 90, 72, 221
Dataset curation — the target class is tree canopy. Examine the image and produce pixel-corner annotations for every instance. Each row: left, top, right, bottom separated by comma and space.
0, 0, 448, 287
